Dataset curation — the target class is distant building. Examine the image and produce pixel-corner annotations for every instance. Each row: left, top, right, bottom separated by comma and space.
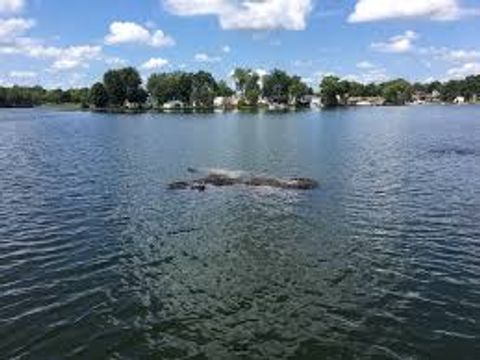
163, 100, 184, 110
124, 100, 141, 109
213, 97, 226, 108
347, 96, 386, 106
431, 90, 441, 102
412, 90, 441, 104
258, 97, 271, 107
213, 96, 240, 109
308, 96, 322, 109
453, 96, 465, 104
146, 95, 157, 109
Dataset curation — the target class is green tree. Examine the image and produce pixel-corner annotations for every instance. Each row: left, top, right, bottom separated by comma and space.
119, 67, 143, 103
320, 76, 343, 107
89, 82, 109, 108
233, 68, 251, 95
216, 80, 234, 97
262, 69, 292, 103
190, 71, 216, 107
381, 79, 412, 105
289, 76, 310, 105
103, 70, 126, 106
0, 87, 6, 107
244, 72, 260, 106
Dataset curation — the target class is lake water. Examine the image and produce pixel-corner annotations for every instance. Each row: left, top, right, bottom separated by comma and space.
1, 106, 480, 359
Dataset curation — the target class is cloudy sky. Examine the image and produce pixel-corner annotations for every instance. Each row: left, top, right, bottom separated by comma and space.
1, 0, 479, 88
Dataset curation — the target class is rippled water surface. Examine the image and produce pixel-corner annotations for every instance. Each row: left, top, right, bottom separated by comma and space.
1, 107, 480, 359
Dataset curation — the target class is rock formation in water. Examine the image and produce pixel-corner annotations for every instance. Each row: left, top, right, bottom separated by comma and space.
168, 170, 319, 192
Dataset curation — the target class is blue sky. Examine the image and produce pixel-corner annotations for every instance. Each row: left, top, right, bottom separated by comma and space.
1, 0, 480, 89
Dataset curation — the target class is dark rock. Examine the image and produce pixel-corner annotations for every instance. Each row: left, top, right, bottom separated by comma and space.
187, 167, 199, 174
244, 177, 284, 188
284, 178, 319, 190
191, 183, 206, 192
199, 173, 240, 187
168, 172, 319, 191
168, 181, 191, 190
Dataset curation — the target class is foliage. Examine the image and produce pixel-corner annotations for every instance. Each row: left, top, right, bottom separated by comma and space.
320, 76, 345, 107
89, 83, 109, 108
232, 68, 251, 95
262, 69, 292, 103
1, 67, 480, 109
216, 80, 234, 97
380, 79, 413, 105
102, 67, 146, 107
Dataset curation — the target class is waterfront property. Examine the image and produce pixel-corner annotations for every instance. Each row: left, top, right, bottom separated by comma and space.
3, 70, 480, 111
347, 96, 386, 106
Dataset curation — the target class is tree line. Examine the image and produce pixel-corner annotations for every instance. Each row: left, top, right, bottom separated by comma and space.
1, 66, 480, 109
0, 86, 89, 108
89, 67, 314, 109
320, 75, 480, 107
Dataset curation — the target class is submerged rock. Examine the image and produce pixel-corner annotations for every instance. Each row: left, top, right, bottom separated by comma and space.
190, 183, 206, 192
200, 173, 242, 187
244, 177, 284, 188
284, 178, 319, 190
168, 170, 319, 192
168, 181, 190, 190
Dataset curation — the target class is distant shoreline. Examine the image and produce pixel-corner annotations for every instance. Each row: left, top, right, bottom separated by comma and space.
2, 102, 479, 114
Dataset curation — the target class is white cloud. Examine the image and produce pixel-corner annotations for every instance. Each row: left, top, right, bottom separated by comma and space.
0, 17, 102, 71
447, 62, 480, 79
9, 70, 36, 78
104, 56, 128, 67
348, 0, 460, 22
50, 45, 102, 71
0, 0, 24, 14
356, 61, 375, 69
105, 21, 175, 47
0, 18, 35, 43
141, 57, 169, 70
164, 0, 313, 30
293, 59, 313, 67
0, 36, 103, 71
421, 46, 480, 63
444, 49, 480, 63
371, 30, 418, 53
344, 68, 390, 84
345, 62, 390, 84
165, 0, 228, 16
194, 53, 221, 62
222, 45, 231, 53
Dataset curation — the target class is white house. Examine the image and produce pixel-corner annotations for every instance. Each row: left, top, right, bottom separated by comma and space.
163, 100, 184, 110
309, 96, 322, 109
453, 96, 465, 104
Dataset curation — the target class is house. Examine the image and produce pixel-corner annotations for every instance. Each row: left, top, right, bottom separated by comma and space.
303, 95, 321, 109
347, 96, 385, 106
213, 96, 239, 109
411, 90, 442, 104
163, 100, 184, 110
453, 96, 465, 104
258, 97, 271, 107
431, 90, 441, 102
124, 100, 141, 109
213, 97, 226, 108
146, 95, 157, 109
411, 91, 428, 104
268, 103, 288, 111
